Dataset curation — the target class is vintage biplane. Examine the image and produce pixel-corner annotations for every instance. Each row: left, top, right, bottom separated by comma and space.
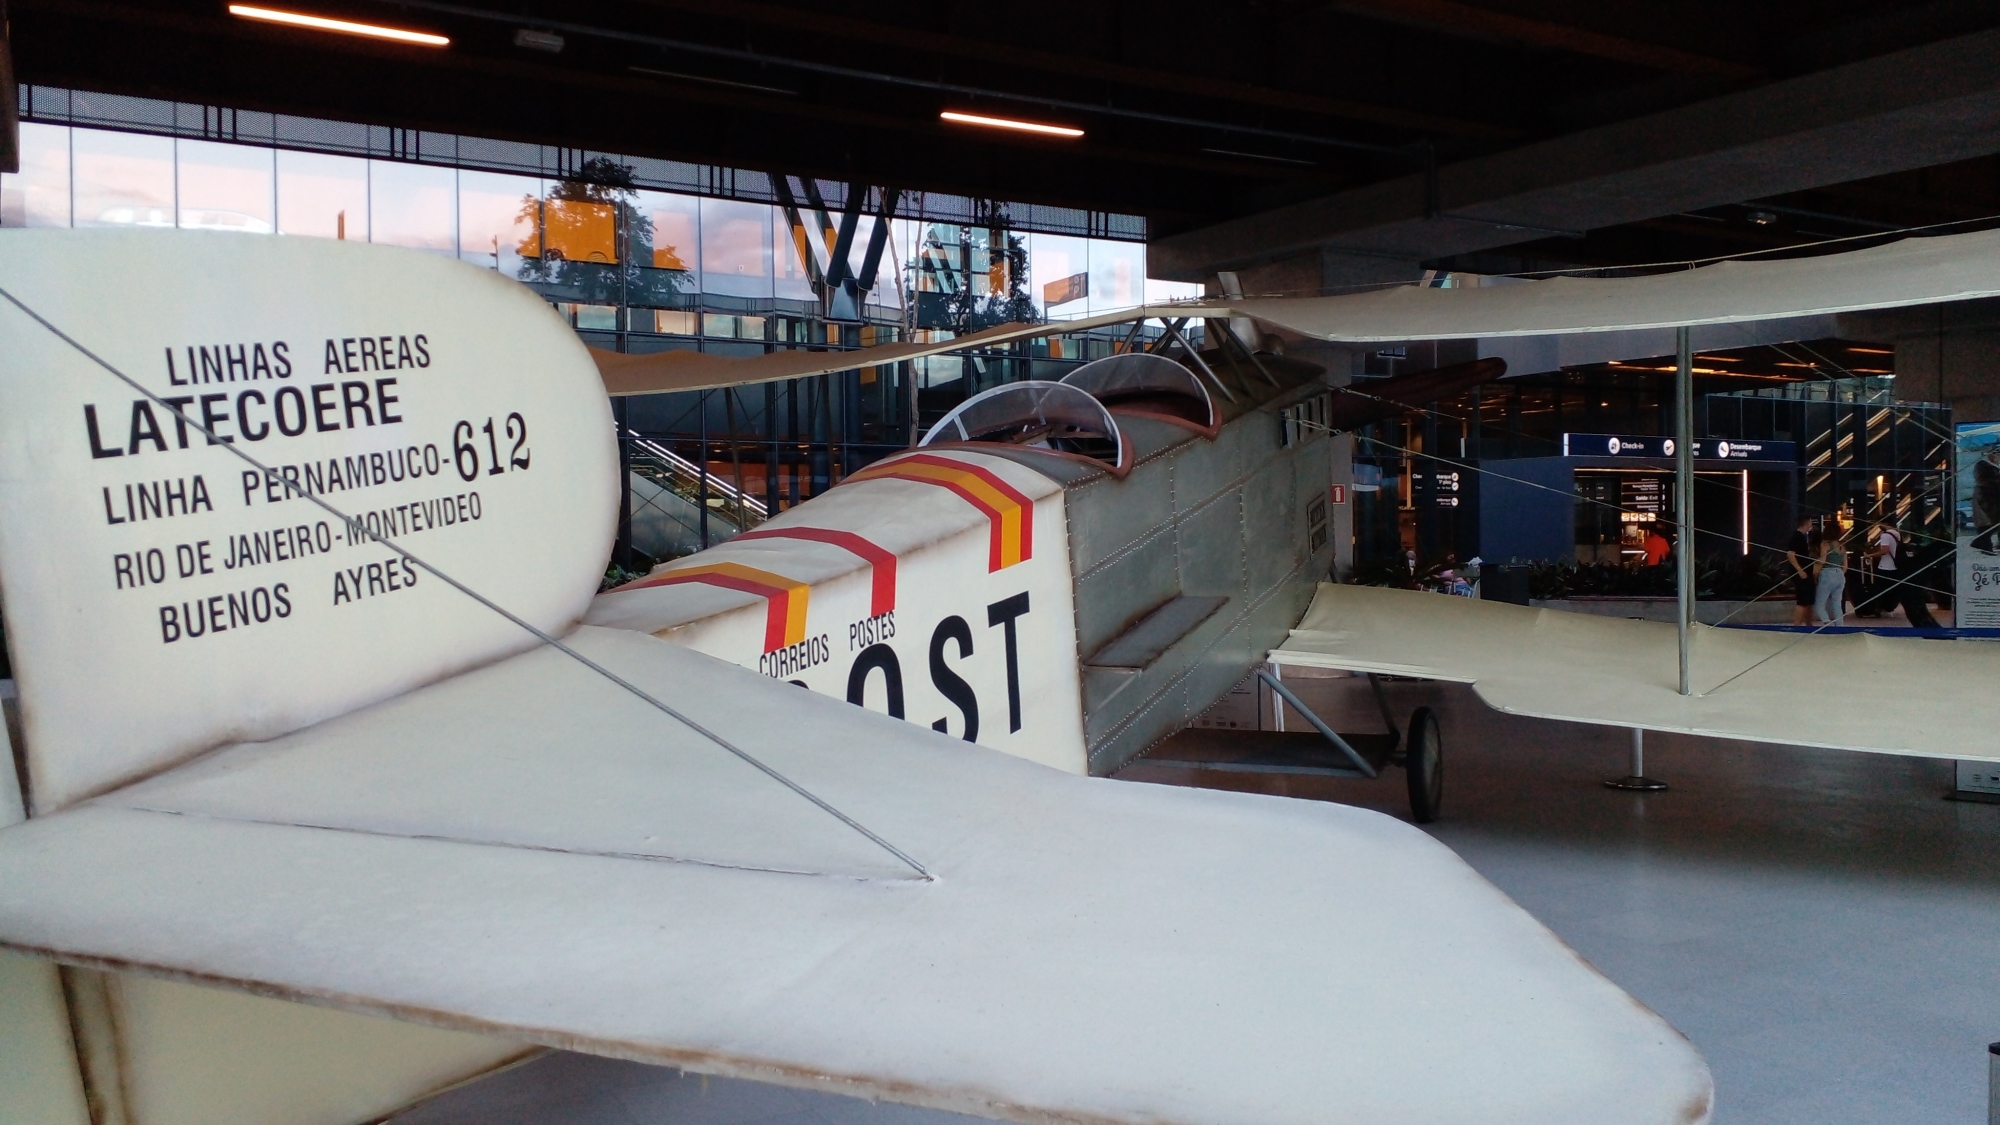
4, 226, 1999, 1125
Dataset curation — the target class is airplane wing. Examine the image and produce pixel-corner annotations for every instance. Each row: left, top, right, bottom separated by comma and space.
1226, 225, 2000, 340
0, 229, 1711, 1124
592, 224, 2000, 396
0, 625, 1713, 1125
588, 307, 1231, 396
1272, 583, 2000, 761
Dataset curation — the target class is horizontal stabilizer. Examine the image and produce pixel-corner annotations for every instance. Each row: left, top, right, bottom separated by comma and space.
0, 629, 1711, 1125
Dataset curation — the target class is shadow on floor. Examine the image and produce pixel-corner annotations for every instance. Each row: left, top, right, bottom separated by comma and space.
1121, 677, 2000, 1124
1120, 677, 2000, 889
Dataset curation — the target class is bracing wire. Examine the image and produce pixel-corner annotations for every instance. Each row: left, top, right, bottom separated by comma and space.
1330, 369, 1960, 561
1329, 419, 1956, 613
0, 284, 934, 882
1337, 355, 1954, 551
1304, 398, 1972, 693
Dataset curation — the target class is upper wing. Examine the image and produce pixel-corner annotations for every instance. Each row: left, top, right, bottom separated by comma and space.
591, 309, 1189, 395
593, 225, 2000, 397
0, 626, 1711, 1125
1274, 583, 2000, 761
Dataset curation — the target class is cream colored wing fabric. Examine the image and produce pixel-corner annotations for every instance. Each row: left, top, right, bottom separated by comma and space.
591, 309, 1200, 395
1274, 583, 2000, 760
0, 627, 1712, 1125
1227, 228, 2000, 341
596, 227, 2000, 394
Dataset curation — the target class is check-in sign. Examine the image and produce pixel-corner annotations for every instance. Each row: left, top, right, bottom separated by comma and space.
1562, 433, 1795, 461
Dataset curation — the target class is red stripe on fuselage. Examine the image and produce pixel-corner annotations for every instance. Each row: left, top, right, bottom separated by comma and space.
732, 527, 898, 617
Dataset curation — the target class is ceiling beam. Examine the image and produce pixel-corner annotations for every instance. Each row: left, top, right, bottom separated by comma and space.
636, 0, 1514, 138
1149, 26, 2000, 282
12, 0, 1326, 217
1320, 0, 1760, 79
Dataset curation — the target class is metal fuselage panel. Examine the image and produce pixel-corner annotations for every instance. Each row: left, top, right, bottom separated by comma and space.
1067, 408, 1332, 775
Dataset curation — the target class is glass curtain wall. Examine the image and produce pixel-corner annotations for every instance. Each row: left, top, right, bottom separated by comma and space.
4, 122, 1197, 566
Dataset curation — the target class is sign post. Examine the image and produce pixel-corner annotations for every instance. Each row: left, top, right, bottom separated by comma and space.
1675, 326, 1694, 697
1609, 331, 1693, 793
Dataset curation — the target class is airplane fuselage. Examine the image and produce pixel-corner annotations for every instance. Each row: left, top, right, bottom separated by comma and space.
588, 356, 1336, 775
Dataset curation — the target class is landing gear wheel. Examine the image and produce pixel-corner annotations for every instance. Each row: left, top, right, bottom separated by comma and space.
1404, 707, 1443, 824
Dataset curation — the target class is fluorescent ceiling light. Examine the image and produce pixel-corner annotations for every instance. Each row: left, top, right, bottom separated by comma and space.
939, 111, 1082, 138
228, 5, 450, 46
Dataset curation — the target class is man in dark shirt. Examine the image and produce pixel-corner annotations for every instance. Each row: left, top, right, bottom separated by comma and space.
1786, 515, 1815, 626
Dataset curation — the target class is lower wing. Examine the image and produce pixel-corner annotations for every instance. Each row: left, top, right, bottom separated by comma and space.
0, 626, 1710, 1125
1274, 583, 1998, 760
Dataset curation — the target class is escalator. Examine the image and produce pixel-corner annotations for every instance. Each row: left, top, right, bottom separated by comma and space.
624, 436, 768, 560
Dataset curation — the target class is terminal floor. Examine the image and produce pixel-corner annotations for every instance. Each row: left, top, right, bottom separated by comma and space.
391, 678, 2000, 1125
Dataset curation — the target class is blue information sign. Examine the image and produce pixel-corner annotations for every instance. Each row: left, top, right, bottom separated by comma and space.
1560, 433, 1795, 461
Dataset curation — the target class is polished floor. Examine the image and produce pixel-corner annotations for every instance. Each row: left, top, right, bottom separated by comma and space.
392, 674, 2000, 1125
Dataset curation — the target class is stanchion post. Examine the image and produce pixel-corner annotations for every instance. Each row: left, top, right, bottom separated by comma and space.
1606, 728, 1668, 792
1675, 325, 1694, 696
1988, 1041, 1998, 1125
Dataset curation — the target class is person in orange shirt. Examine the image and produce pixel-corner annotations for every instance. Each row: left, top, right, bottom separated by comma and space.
1642, 524, 1672, 568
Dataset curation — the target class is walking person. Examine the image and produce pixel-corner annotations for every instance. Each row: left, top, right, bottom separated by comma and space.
1786, 514, 1816, 626
1814, 526, 1849, 626
1863, 521, 1896, 618
1856, 523, 1888, 617
1870, 518, 1942, 628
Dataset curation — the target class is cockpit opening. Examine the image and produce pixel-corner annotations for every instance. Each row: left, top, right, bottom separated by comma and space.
1059, 352, 1218, 434
919, 381, 1127, 471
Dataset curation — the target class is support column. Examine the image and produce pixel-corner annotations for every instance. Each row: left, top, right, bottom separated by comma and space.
1987, 1041, 1999, 1125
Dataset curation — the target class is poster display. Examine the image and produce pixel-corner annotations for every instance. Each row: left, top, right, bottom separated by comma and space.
1955, 421, 2000, 627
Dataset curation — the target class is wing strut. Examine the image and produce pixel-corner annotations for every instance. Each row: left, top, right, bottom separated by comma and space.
1254, 669, 1377, 778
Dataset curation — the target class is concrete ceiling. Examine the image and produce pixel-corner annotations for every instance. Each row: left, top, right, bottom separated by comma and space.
1150, 26, 2000, 287
10, 2, 2000, 280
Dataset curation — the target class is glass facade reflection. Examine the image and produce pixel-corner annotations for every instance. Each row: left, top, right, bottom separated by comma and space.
276, 150, 367, 240
3, 109, 1201, 564
3, 121, 1196, 328
71, 127, 173, 229
176, 139, 274, 233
